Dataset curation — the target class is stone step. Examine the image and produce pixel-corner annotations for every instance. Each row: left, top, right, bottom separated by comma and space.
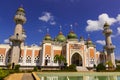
76, 66, 88, 71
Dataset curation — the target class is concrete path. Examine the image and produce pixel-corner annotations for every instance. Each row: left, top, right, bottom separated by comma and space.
4, 73, 23, 80
4, 73, 34, 80
22, 73, 34, 80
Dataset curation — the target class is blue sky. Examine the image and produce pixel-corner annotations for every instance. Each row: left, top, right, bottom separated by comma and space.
0, 0, 120, 59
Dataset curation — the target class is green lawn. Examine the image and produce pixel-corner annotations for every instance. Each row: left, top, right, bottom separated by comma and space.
0, 69, 16, 80
0, 69, 9, 79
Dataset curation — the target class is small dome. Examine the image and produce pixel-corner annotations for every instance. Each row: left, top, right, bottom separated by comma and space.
104, 22, 109, 27
87, 38, 92, 44
17, 7, 25, 13
56, 32, 66, 42
44, 34, 52, 41
86, 38, 95, 47
80, 36, 84, 41
67, 31, 78, 39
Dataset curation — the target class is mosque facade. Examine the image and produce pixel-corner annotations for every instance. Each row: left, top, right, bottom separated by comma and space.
0, 7, 116, 70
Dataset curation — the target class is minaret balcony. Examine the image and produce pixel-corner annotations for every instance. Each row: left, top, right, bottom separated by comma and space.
104, 45, 115, 50
9, 35, 24, 42
103, 29, 112, 34
14, 15, 26, 23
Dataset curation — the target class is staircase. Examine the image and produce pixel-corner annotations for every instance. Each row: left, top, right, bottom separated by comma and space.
76, 66, 88, 71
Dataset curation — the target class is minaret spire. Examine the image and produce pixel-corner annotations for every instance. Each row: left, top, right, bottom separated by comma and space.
88, 34, 90, 39
14, 6, 26, 24
9, 6, 27, 68
20, 4, 23, 8
47, 28, 49, 34
103, 22, 116, 67
70, 24, 73, 31
60, 25, 62, 32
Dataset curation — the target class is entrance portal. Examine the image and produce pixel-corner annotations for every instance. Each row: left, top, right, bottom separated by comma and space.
71, 53, 82, 66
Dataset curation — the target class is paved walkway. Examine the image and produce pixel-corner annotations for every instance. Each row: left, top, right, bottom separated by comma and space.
4, 73, 34, 80
22, 73, 34, 80
4, 73, 23, 80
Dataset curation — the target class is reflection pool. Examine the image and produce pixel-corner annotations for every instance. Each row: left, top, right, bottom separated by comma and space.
36, 72, 120, 80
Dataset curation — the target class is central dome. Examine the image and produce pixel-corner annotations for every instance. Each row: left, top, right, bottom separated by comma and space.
67, 31, 78, 39
56, 32, 66, 42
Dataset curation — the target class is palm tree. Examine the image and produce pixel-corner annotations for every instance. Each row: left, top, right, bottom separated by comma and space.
54, 54, 66, 69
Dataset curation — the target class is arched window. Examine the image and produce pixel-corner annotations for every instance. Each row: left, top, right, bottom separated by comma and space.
26, 56, 31, 63
19, 56, 23, 63
44, 55, 51, 66
90, 58, 94, 64
0, 55, 4, 62
34, 56, 39, 63
46, 55, 50, 63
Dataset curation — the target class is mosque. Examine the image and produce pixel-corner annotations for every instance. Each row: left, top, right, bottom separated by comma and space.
0, 7, 116, 71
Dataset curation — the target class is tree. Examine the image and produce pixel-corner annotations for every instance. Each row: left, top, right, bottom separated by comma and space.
96, 63, 106, 71
106, 61, 114, 70
54, 54, 66, 69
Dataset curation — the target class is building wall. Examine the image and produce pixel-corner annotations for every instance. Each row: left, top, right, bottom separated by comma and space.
18, 45, 41, 66
0, 41, 103, 68
0, 44, 11, 66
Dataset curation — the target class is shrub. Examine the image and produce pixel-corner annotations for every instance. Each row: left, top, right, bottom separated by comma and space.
7, 63, 11, 69
96, 63, 106, 71
64, 63, 68, 68
14, 64, 20, 71
33, 66, 38, 71
68, 64, 76, 71
116, 65, 120, 71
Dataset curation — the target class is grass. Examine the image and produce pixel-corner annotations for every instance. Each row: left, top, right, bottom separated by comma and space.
0, 69, 11, 79
0, 69, 21, 79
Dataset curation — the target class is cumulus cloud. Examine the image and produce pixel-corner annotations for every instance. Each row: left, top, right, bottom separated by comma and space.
39, 12, 53, 22
96, 40, 105, 45
110, 27, 120, 38
38, 12, 56, 25
86, 13, 117, 32
4, 39, 10, 44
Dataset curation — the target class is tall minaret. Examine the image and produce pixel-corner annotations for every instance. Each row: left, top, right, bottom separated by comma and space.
103, 22, 116, 67
9, 6, 26, 66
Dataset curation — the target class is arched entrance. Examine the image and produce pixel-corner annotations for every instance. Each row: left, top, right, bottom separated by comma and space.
71, 53, 82, 66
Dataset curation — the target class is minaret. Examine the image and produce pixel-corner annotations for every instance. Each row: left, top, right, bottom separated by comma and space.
103, 22, 116, 67
9, 6, 26, 66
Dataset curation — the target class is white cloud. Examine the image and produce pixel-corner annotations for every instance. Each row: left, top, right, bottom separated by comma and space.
39, 12, 53, 22
96, 40, 105, 45
110, 27, 120, 38
116, 14, 120, 22
117, 27, 120, 34
4, 39, 10, 44
86, 20, 101, 31
86, 13, 117, 32
38, 12, 56, 25
111, 34, 116, 38
50, 21, 56, 25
